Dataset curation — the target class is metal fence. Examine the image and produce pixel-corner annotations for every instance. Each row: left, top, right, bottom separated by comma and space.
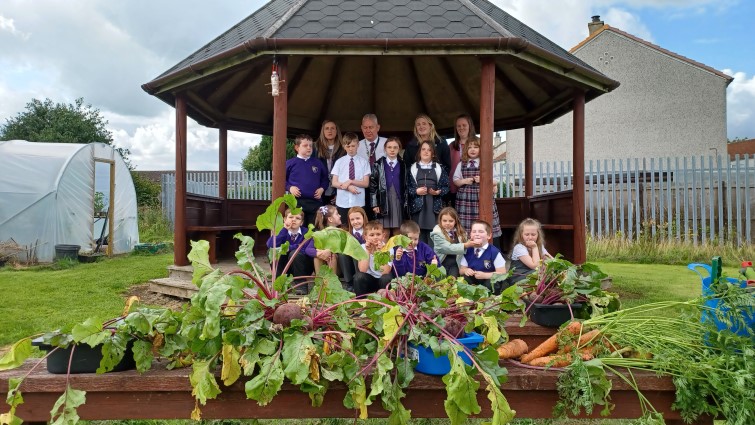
161, 155, 755, 244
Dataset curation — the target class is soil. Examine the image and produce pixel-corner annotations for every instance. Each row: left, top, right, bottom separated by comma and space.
125, 284, 187, 311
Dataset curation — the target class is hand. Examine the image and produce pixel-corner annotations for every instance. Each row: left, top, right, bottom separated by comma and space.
464, 239, 482, 249
463, 268, 476, 277
525, 240, 538, 249
313, 188, 324, 199
429, 188, 441, 196
373, 207, 380, 214
290, 186, 302, 197
473, 175, 480, 183
416, 186, 428, 195
348, 186, 361, 194
474, 271, 490, 280
395, 247, 404, 260
431, 256, 438, 266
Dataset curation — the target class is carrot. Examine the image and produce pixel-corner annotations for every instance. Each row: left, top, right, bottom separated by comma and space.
528, 354, 573, 368
561, 329, 601, 353
497, 339, 529, 359
521, 321, 582, 364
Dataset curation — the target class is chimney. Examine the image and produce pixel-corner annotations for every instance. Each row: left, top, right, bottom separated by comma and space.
588, 15, 604, 35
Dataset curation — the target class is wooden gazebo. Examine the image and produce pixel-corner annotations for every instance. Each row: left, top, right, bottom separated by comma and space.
143, 0, 619, 266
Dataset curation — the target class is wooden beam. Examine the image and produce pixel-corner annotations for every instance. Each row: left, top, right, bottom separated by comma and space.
524, 123, 533, 197
272, 57, 288, 199
316, 57, 342, 126
284, 56, 312, 105
479, 58, 495, 225
572, 90, 586, 264
219, 126, 228, 199
441, 57, 478, 116
408, 57, 430, 114
185, 91, 224, 125
495, 64, 534, 111
174, 94, 189, 266
217, 61, 270, 114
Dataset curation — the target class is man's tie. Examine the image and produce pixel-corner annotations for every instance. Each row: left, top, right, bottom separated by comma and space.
474, 248, 481, 258
349, 158, 355, 180
369, 142, 376, 166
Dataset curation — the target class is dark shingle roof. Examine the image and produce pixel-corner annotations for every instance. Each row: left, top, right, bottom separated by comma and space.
158, 0, 595, 79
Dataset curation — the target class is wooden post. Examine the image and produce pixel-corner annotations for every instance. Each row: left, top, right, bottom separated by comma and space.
108, 162, 115, 257
479, 58, 495, 224
572, 91, 586, 264
524, 123, 534, 197
174, 94, 188, 266
219, 126, 228, 199
272, 57, 288, 200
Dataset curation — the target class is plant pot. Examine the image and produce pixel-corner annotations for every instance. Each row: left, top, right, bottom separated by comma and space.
526, 301, 582, 328
32, 337, 136, 374
407, 332, 484, 376
78, 253, 104, 263
54, 244, 80, 261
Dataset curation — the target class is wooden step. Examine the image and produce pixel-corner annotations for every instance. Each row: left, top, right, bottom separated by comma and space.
149, 277, 198, 299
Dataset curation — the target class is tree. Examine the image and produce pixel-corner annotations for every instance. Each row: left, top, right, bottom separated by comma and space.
1, 98, 114, 145
241, 135, 296, 172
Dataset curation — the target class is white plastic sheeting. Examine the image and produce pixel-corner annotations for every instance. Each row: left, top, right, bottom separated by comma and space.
0, 140, 139, 262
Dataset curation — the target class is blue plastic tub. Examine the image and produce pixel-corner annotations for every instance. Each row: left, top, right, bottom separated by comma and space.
407, 332, 484, 375
688, 263, 754, 337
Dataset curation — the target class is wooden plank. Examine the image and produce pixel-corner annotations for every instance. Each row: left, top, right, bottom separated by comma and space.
148, 279, 198, 298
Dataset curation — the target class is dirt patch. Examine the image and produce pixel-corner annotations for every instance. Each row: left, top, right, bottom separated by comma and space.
125, 284, 188, 311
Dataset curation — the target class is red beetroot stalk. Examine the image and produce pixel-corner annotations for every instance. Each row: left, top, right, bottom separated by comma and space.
417, 311, 484, 371
352, 303, 418, 382
230, 269, 275, 300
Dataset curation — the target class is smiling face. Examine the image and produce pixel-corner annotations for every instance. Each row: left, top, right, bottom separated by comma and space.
322, 121, 337, 143
522, 225, 539, 244
361, 118, 380, 141
440, 213, 456, 232
415, 117, 432, 139
349, 212, 364, 230
384, 140, 400, 159
469, 223, 490, 244
419, 142, 433, 163
295, 139, 313, 158
365, 228, 383, 245
455, 117, 470, 140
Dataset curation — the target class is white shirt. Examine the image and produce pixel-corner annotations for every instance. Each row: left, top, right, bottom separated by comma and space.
459, 243, 505, 268
361, 243, 391, 278
357, 136, 387, 163
452, 159, 499, 184
332, 154, 371, 208
511, 243, 550, 260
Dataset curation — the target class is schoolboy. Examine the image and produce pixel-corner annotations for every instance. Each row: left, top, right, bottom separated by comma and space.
459, 220, 507, 293
353, 220, 393, 296
266, 208, 317, 294
331, 132, 371, 220
392, 220, 437, 278
286, 134, 330, 228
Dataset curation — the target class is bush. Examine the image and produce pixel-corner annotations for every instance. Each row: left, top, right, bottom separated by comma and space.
132, 172, 161, 207
138, 205, 173, 243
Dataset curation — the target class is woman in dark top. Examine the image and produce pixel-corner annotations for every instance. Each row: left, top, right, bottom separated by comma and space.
313, 120, 345, 205
403, 113, 451, 173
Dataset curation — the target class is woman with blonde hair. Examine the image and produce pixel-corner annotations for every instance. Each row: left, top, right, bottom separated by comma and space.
403, 113, 451, 173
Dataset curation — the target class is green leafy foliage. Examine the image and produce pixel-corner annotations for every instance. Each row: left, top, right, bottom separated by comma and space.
0, 339, 32, 371
49, 386, 86, 425
240, 135, 296, 172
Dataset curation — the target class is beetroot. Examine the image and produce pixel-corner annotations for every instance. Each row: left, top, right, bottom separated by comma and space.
443, 317, 465, 338
272, 303, 304, 327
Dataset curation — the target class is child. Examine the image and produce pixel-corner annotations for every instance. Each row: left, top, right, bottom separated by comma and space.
453, 139, 502, 247
339, 207, 368, 291
354, 221, 393, 296
430, 207, 481, 278
392, 220, 437, 278
286, 134, 331, 228
508, 218, 552, 284
332, 132, 371, 220
313, 205, 341, 275
407, 140, 450, 245
266, 208, 317, 294
369, 136, 406, 238
459, 220, 507, 294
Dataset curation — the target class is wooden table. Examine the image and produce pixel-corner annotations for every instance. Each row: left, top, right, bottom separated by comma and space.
0, 359, 710, 424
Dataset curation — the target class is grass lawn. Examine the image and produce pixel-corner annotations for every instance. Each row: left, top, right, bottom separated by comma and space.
0, 253, 172, 347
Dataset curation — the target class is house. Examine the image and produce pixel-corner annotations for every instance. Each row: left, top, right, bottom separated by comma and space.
506, 16, 734, 165
728, 138, 755, 159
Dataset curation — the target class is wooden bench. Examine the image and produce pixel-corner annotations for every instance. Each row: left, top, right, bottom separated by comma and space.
186, 225, 258, 263
0, 359, 708, 424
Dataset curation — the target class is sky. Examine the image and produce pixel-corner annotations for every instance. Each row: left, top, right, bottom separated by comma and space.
1, 0, 753, 171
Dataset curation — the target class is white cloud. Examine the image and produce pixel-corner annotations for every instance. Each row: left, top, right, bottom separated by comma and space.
602, 8, 654, 42
724, 69, 755, 139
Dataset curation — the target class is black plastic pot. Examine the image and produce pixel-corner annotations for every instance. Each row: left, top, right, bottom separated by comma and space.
32, 337, 136, 374
526, 301, 582, 328
54, 244, 80, 261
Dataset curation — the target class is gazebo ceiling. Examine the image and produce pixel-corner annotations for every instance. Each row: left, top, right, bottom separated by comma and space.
143, 0, 618, 137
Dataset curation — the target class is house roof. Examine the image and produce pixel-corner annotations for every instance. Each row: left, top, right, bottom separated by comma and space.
143, 0, 619, 136
728, 139, 755, 158
571, 25, 734, 84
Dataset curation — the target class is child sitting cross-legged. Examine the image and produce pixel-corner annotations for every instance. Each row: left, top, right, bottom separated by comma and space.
392, 220, 437, 278
353, 220, 393, 296
459, 219, 507, 294
266, 208, 317, 295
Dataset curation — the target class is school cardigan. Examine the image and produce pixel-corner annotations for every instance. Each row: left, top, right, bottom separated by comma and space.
369, 156, 408, 216
429, 225, 466, 266
266, 228, 317, 258
392, 241, 436, 277
285, 156, 330, 199
463, 244, 502, 272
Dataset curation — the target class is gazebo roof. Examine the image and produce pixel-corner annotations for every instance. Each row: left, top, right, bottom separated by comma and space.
143, 0, 619, 136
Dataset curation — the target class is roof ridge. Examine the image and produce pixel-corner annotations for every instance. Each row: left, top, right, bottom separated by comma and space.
262, 0, 308, 38
572, 25, 733, 83
458, 0, 511, 37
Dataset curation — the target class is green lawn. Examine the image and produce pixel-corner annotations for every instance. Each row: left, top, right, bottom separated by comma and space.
0, 253, 172, 346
